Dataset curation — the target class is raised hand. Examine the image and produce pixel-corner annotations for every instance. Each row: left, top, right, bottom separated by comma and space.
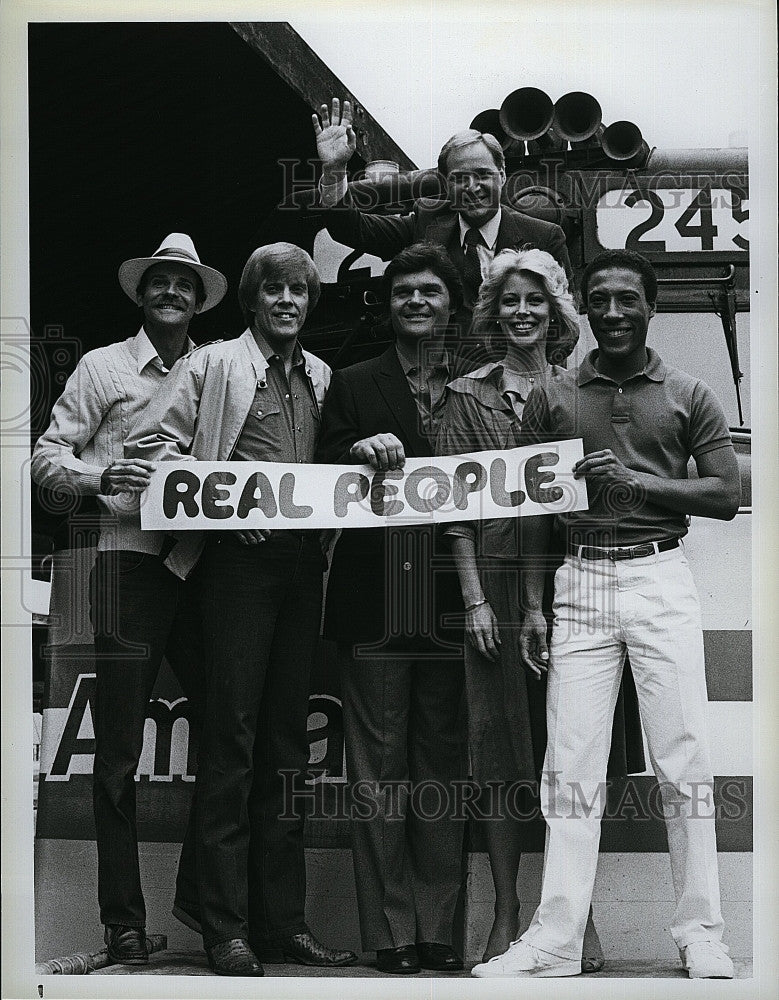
312, 97, 356, 170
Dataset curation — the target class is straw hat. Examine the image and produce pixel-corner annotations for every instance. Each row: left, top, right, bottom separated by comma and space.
118, 233, 227, 312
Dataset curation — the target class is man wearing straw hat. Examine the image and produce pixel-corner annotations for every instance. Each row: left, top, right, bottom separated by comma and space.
32, 233, 227, 966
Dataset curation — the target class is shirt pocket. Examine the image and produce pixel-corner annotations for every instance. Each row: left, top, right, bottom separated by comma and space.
250, 404, 283, 442
237, 403, 284, 459
253, 403, 282, 421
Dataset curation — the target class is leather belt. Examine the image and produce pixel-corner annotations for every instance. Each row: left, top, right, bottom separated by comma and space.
568, 537, 681, 561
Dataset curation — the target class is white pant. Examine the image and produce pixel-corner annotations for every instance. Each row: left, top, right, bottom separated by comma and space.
523, 545, 724, 959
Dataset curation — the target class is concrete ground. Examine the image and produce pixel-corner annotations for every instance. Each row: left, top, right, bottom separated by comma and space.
91, 950, 753, 978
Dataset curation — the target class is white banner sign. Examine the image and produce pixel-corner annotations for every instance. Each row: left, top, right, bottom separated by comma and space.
140, 441, 587, 531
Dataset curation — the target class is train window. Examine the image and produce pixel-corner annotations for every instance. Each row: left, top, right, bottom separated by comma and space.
573, 312, 751, 429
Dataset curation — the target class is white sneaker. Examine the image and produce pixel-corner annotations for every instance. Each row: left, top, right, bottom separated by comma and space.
681, 940, 734, 979
471, 939, 580, 978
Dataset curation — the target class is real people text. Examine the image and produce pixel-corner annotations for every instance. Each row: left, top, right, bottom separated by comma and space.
139, 441, 587, 531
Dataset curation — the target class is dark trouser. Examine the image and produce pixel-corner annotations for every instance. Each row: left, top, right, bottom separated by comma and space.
196, 533, 323, 950
89, 550, 204, 928
338, 644, 466, 951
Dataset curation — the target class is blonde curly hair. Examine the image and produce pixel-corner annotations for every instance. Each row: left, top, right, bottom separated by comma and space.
470, 247, 579, 364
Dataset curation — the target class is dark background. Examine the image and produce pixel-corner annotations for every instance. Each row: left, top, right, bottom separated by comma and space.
29, 19, 332, 405
28, 21, 379, 555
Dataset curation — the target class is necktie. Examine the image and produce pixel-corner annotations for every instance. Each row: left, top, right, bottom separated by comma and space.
462, 227, 485, 305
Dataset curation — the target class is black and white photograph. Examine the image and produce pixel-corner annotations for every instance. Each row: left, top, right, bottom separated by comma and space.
1, 1, 776, 997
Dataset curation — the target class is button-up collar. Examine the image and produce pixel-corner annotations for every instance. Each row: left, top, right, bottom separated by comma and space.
449, 359, 553, 414
458, 208, 502, 251
252, 329, 305, 368
134, 327, 194, 375
395, 341, 450, 377
248, 328, 314, 391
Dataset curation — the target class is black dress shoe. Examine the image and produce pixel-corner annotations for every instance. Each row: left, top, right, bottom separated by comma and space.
256, 930, 357, 967
417, 942, 464, 971
376, 945, 421, 974
104, 925, 148, 965
207, 938, 264, 977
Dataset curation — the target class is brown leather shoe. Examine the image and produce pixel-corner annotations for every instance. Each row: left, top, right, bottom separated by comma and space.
258, 930, 357, 967
417, 942, 464, 971
207, 938, 264, 976
376, 945, 421, 974
104, 925, 148, 965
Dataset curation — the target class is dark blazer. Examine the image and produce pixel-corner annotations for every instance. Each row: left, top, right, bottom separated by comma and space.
324, 196, 573, 308
316, 346, 465, 650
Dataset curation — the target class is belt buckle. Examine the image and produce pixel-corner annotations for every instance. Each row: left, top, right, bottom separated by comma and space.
578, 539, 668, 561
617, 542, 653, 560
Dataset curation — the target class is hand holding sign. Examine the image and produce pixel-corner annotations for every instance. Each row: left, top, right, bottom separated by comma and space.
100, 458, 155, 495
234, 529, 271, 545
349, 433, 406, 471
573, 448, 639, 486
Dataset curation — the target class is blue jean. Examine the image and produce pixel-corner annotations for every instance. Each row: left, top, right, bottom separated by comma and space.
89, 550, 204, 927
195, 532, 324, 949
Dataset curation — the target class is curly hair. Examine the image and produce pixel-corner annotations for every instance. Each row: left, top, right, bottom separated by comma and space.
470, 248, 579, 364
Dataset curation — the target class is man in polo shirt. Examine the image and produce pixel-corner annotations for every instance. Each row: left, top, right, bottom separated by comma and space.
126, 243, 357, 977
31, 233, 227, 965
471, 249, 741, 980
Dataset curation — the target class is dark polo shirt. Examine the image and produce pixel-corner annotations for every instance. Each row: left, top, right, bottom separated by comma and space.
519, 348, 733, 546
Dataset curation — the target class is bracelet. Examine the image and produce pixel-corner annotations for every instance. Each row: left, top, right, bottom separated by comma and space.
465, 599, 487, 613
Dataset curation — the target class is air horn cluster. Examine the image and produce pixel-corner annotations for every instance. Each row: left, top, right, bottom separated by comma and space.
470, 88, 649, 167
